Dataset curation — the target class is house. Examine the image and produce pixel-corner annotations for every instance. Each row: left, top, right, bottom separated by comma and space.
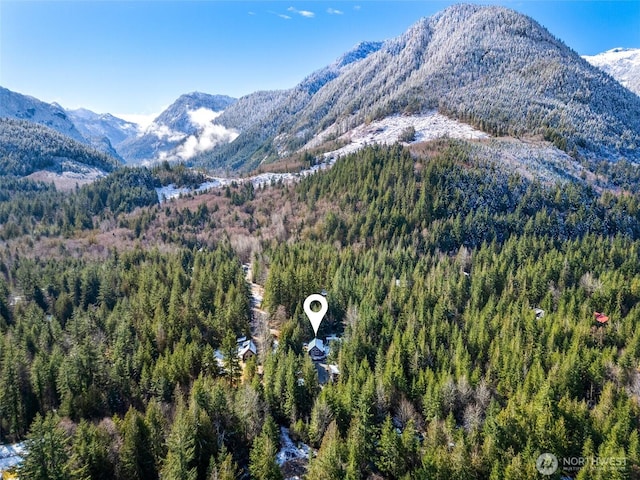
214, 349, 225, 369
594, 312, 609, 324
307, 338, 325, 361
328, 364, 340, 382
238, 339, 257, 362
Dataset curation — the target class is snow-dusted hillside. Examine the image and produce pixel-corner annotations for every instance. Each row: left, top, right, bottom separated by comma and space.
0, 86, 86, 143
118, 92, 238, 164
67, 108, 139, 149
583, 48, 640, 96
193, 4, 640, 171
307, 112, 489, 160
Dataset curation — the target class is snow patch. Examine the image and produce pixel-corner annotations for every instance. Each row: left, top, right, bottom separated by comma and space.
156, 179, 228, 202
277, 427, 310, 466
309, 112, 489, 160
0, 442, 26, 472
584, 48, 640, 95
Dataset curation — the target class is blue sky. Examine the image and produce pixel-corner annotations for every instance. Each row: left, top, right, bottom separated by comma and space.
1, 1, 638, 120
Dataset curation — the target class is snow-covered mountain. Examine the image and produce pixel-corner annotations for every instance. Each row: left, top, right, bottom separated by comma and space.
0, 86, 87, 143
583, 48, 640, 96
0, 86, 128, 162
66, 108, 139, 150
118, 92, 237, 164
0, 117, 117, 177
194, 4, 640, 171
0, 87, 122, 177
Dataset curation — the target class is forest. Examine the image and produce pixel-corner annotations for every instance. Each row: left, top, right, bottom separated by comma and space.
0, 142, 639, 479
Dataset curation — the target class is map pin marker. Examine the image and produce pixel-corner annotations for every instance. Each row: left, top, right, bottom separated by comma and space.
304, 294, 328, 337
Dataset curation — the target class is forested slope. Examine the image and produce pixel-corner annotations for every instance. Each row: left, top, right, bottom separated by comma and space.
0, 118, 117, 177
0, 144, 639, 479
194, 4, 640, 171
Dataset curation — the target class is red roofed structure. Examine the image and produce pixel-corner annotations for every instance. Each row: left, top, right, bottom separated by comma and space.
594, 312, 609, 324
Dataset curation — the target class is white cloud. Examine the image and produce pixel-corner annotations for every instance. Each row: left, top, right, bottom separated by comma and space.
188, 107, 222, 127
115, 112, 161, 130
279, 14, 292, 19
353, 5, 361, 11
145, 123, 186, 142
174, 108, 239, 160
327, 8, 343, 15
288, 6, 315, 18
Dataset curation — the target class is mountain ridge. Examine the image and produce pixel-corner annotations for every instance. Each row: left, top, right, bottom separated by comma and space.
117, 91, 237, 164
193, 4, 640, 171
0, 86, 87, 144
584, 47, 640, 96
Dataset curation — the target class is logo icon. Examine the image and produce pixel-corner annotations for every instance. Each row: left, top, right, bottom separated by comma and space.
303, 294, 328, 337
536, 453, 559, 475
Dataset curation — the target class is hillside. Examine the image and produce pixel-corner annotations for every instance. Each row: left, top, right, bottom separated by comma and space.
584, 48, 640, 96
1, 143, 640, 478
193, 4, 640, 171
118, 92, 237, 164
66, 108, 139, 151
0, 118, 117, 177
0, 86, 86, 143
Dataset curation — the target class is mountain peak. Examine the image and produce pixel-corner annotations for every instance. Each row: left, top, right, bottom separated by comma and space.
335, 41, 384, 68
583, 47, 640, 95
0, 86, 87, 144
198, 3, 640, 170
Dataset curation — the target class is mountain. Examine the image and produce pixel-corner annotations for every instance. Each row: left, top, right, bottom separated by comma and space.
0, 117, 117, 177
66, 108, 139, 150
193, 4, 640, 171
0, 86, 127, 164
118, 92, 237, 164
196, 42, 385, 171
584, 48, 640, 96
0, 86, 87, 144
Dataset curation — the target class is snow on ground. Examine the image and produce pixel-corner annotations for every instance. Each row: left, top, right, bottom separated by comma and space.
156, 112, 487, 202
315, 112, 489, 160
584, 48, 640, 96
471, 138, 588, 185
155, 160, 338, 203
0, 442, 26, 472
26, 159, 108, 191
155, 179, 228, 202
277, 427, 310, 467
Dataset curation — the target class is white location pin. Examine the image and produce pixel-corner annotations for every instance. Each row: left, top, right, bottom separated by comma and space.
303, 294, 328, 337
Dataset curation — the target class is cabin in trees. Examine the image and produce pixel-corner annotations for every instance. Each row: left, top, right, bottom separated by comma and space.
328, 364, 340, 382
594, 312, 609, 325
307, 338, 326, 361
238, 339, 257, 362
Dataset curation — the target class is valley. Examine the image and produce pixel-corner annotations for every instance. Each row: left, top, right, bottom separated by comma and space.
0, 3, 639, 480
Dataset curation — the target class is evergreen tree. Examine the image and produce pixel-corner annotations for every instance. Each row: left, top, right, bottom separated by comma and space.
118, 407, 157, 480
161, 399, 197, 480
249, 415, 283, 480
19, 413, 69, 480
221, 332, 241, 387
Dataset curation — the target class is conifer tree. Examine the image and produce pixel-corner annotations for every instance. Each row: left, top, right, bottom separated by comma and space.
19, 413, 69, 480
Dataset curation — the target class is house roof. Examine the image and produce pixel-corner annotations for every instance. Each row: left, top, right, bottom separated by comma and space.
238, 339, 257, 357
308, 338, 324, 352
594, 312, 609, 324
